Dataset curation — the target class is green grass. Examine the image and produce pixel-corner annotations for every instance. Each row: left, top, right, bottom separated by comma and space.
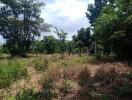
33, 57, 49, 71
67, 55, 93, 65
0, 59, 27, 88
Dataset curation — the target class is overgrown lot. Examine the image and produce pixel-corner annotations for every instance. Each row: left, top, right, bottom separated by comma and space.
0, 58, 28, 88
0, 54, 132, 100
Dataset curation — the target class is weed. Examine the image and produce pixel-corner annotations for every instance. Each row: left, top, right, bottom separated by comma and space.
60, 80, 73, 95
33, 58, 49, 71
78, 67, 91, 86
0, 59, 27, 88
16, 89, 36, 100
40, 78, 56, 100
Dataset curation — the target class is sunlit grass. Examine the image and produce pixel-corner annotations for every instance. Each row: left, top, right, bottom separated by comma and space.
0, 58, 28, 88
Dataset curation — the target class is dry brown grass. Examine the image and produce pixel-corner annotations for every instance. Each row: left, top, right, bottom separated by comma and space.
1, 54, 132, 100
78, 67, 91, 82
94, 67, 116, 82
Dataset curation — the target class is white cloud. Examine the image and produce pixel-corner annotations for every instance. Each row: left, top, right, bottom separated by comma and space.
42, 0, 94, 20
46, 0, 87, 20
41, 0, 94, 39
0, 0, 94, 43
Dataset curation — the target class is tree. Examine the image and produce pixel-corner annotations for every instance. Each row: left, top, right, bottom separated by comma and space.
86, 0, 114, 24
0, 0, 50, 57
92, 0, 132, 60
54, 27, 68, 59
73, 28, 91, 55
31, 40, 43, 54
86, 0, 114, 55
42, 35, 58, 54
65, 40, 75, 56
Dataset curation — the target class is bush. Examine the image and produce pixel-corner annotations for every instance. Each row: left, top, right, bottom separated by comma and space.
127, 71, 132, 80
16, 89, 36, 100
39, 78, 55, 100
33, 58, 49, 71
16, 78, 56, 100
95, 53, 102, 60
112, 71, 132, 97
0, 59, 27, 88
60, 80, 73, 95
112, 80, 132, 97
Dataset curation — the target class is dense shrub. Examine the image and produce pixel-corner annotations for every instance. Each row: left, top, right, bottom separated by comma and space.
112, 80, 132, 97
16, 89, 36, 100
39, 78, 56, 100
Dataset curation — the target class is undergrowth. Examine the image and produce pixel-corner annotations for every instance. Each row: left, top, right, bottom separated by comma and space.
0, 59, 27, 88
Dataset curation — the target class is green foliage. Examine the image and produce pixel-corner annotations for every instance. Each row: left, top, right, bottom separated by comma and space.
112, 81, 132, 97
77, 28, 91, 47
0, 0, 50, 57
16, 89, 36, 100
111, 71, 132, 97
40, 78, 55, 100
54, 27, 68, 59
7, 97, 16, 100
31, 40, 44, 54
0, 59, 27, 88
73, 28, 91, 54
95, 53, 102, 60
60, 80, 73, 95
87, 0, 132, 60
33, 58, 49, 71
0, 44, 9, 54
127, 71, 132, 80
15, 78, 56, 100
65, 41, 75, 55
86, 0, 112, 24
42, 36, 58, 54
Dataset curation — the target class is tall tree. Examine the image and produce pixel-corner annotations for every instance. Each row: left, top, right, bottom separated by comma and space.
93, 0, 132, 60
42, 35, 58, 54
86, 0, 114, 24
86, 0, 115, 55
0, 0, 50, 57
54, 27, 68, 59
73, 28, 91, 55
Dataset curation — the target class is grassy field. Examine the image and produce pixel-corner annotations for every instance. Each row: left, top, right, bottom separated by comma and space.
0, 54, 132, 100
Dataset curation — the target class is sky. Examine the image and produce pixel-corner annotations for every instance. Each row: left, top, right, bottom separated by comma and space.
0, 0, 94, 43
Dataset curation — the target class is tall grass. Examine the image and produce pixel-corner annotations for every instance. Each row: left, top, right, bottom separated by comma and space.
33, 57, 49, 71
0, 59, 27, 88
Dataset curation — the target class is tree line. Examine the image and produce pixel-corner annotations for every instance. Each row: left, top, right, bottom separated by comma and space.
0, 0, 132, 61
86, 0, 132, 61
0, 0, 91, 57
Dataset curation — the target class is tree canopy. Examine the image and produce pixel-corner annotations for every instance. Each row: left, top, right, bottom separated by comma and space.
0, 0, 50, 57
87, 0, 132, 60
